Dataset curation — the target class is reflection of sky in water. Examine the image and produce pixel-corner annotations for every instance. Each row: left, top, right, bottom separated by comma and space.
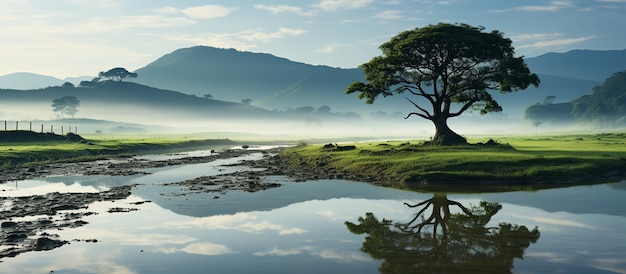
2, 158, 625, 274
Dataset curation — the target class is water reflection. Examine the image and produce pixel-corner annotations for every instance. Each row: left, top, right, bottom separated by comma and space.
346, 193, 540, 273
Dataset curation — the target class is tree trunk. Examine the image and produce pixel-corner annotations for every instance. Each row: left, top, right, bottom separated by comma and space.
431, 115, 467, 146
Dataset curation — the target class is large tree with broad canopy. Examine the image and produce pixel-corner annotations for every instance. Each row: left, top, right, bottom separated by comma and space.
98, 67, 137, 82
346, 23, 540, 145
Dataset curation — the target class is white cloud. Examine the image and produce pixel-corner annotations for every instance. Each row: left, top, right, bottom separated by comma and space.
495, 1, 578, 12
155, 5, 238, 19
240, 28, 307, 43
181, 5, 238, 19
314, 0, 373, 11
511, 33, 564, 42
517, 36, 597, 50
315, 44, 336, 53
373, 10, 404, 20
254, 4, 316, 16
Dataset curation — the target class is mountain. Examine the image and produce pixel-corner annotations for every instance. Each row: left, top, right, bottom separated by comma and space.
131, 46, 408, 114
3, 47, 625, 131
0, 72, 65, 90
525, 69, 626, 127
132, 46, 626, 119
525, 49, 626, 82
0, 81, 273, 125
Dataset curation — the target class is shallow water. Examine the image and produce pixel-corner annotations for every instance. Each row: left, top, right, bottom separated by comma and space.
1, 149, 625, 273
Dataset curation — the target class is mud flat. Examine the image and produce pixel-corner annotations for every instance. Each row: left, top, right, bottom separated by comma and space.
0, 147, 296, 260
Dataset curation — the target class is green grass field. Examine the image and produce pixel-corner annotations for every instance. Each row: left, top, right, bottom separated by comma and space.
280, 133, 626, 191
0, 131, 236, 168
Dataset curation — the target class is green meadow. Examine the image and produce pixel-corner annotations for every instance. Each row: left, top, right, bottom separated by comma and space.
2, 131, 626, 192
280, 133, 626, 191
0, 132, 235, 168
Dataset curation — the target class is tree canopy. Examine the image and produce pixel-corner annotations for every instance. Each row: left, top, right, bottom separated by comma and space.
346, 23, 540, 145
98, 67, 138, 82
51, 96, 80, 118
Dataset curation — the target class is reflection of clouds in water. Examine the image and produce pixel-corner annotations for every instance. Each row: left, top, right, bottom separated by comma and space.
525, 251, 575, 263
0, 244, 139, 274
155, 243, 237, 256
507, 212, 599, 231
589, 257, 626, 274
239, 220, 308, 235
181, 242, 237, 256
0, 181, 106, 196
160, 212, 307, 235
254, 246, 371, 263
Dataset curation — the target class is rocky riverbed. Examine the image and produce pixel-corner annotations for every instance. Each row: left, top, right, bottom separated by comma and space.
0, 147, 309, 260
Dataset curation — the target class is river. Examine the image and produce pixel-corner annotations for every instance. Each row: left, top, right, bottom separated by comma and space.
1, 148, 625, 273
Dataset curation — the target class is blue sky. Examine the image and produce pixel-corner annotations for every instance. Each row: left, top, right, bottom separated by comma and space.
1, 0, 625, 78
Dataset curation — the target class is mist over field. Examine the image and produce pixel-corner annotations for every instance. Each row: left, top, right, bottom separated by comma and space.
1, 47, 625, 140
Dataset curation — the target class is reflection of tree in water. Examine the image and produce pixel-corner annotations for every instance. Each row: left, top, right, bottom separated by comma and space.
345, 194, 540, 273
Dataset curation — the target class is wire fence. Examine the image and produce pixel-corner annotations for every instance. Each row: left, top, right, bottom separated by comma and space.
1, 120, 78, 135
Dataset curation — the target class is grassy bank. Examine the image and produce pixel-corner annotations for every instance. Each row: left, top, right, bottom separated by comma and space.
0, 131, 236, 169
280, 133, 626, 192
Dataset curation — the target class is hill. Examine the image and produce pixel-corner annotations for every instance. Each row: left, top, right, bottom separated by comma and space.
525, 70, 626, 127
131, 46, 622, 119
131, 46, 408, 114
0, 72, 65, 90
525, 49, 626, 82
0, 81, 273, 125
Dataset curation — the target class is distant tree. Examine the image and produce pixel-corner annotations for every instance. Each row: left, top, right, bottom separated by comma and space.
78, 81, 93, 87
52, 96, 80, 118
241, 98, 252, 105
295, 106, 315, 113
543, 95, 556, 105
98, 67, 138, 82
61, 82, 75, 88
345, 23, 540, 145
204, 94, 214, 99
316, 105, 331, 113
532, 121, 542, 131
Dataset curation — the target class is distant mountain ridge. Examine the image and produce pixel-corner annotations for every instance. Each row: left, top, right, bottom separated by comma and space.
131, 46, 382, 112
525, 49, 626, 82
2, 47, 625, 120
132, 46, 623, 117
0, 81, 272, 124
0, 72, 93, 90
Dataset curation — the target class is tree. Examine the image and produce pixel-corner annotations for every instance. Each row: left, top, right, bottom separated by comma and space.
543, 95, 556, 105
51, 96, 80, 118
346, 23, 540, 145
345, 194, 540, 273
98, 67, 138, 82
532, 121, 542, 131
61, 82, 75, 88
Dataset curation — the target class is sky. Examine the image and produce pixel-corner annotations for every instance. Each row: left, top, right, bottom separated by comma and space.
1, 0, 625, 79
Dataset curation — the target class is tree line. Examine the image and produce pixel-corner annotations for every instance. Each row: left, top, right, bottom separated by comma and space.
525, 70, 626, 127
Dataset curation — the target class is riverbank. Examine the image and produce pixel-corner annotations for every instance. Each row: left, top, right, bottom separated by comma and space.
279, 133, 626, 192
0, 131, 238, 170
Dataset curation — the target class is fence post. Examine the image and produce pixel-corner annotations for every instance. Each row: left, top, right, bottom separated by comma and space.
51, 125, 53, 133
4, 120, 6, 131
41, 124, 44, 133
15, 121, 18, 130
30, 122, 32, 131
61, 126, 64, 135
